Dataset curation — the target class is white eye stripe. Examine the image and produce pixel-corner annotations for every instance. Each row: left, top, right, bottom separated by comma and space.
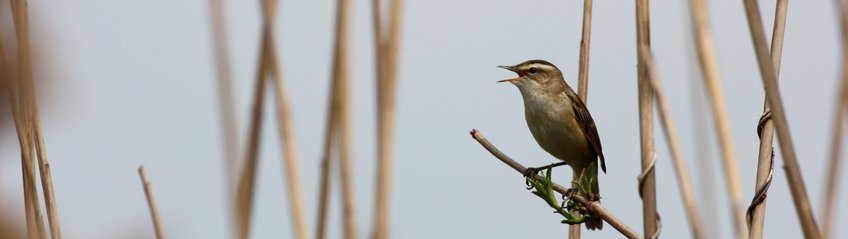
524, 63, 556, 72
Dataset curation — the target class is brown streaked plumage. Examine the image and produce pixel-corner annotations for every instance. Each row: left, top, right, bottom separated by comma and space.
499, 59, 605, 230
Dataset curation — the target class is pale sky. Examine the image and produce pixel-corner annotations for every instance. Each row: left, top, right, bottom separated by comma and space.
0, 0, 845, 238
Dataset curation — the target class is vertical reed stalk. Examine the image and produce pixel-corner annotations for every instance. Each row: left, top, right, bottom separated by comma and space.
688, 0, 747, 238
334, 0, 358, 237
571, 1, 593, 237
207, 0, 239, 197
748, 0, 787, 238
576, 0, 593, 104
639, 46, 706, 239
11, 1, 60, 238
138, 166, 165, 239
821, 1, 848, 238
740, 0, 820, 238
635, 0, 658, 238
315, 0, 357, 238
373, 0, 403, 238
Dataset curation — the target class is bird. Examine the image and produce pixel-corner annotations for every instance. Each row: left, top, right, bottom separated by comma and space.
498, 59, 605, 230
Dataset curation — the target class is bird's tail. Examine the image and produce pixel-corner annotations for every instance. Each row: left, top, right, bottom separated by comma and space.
583, 163, 603, 231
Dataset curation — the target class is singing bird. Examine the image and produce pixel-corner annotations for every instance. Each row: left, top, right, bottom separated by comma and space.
498, 59, 606, 230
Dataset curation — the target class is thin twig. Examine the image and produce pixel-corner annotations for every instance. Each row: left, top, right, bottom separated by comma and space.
687, 0, 747, 238
470, 129, 642, 239
740, 0, 821, 238
748, 0, 787, 238
138, 166, 165, 239
639, 46, 705, 239
822, 1, 848, 238
207, 0, 239, 198
635, 0, 658, 238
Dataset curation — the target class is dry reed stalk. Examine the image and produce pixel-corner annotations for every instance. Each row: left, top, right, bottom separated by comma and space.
634, 1, 658, 238
748, 1, 787, 238
576, 0, 593, 103
639, 46, 706, 239
138, 166, 165, 239
470, 130, 642, 239
315, 0, 358, 238
235, 27, 270, 239
739, 0, 821, 238
334, 0, 358, 238
0, 30, 42, 239
373, 0, 403, 238
571, 1, 593, 237
10, 1, 60, 238
821, 2, 848, 238
687, 0, 747, 238
267, 20, 310, 239
207, 0, 239, 197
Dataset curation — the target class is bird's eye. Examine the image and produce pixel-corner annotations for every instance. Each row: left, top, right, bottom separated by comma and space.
528, 67, 538, 74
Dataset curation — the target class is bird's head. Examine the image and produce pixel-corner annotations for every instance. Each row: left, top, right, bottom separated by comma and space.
498, 60, 565, 92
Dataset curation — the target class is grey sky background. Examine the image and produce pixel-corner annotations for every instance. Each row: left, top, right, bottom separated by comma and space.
0, 0, 845, 238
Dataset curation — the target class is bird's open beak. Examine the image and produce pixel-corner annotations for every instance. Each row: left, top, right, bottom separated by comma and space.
497, 65, 520, 83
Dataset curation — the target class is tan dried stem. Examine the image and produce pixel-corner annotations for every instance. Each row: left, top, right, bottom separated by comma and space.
266, 19, 310, 239
571, 1, 593, 238
639, 46, 706, 239
138, 166, 165, 239
748, 0, 787, 238
470, 129, 642, 239
739, 0, 821, 238
207, 0, 239, 196
635, 0, 658, 238
10, 1, 60, 238
576, 0, 593, 104
373, 0, 403, 239
687, 0, 747, 238
334, 0, 358, 237
315, 0, 358, 238
822, 1, 848, 238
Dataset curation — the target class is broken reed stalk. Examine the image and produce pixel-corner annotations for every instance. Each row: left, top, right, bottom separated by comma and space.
639, 46, 706, 239
687, 0, 747, 238
373, 0, 403, 239
748, 0, 787, 238
207, 0, 239, 196
739, 0, 821, 238
138, 166, 165, 239
571, 2, 593, 237
10, 1, 61, 238
469, 129, 642, 239
821, 1, 848, 238
635, 0, 658, 238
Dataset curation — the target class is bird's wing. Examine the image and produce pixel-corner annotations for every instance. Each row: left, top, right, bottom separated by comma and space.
566, 89, 606, 173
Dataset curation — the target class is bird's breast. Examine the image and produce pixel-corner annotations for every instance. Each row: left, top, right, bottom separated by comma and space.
523, 93, 592, 166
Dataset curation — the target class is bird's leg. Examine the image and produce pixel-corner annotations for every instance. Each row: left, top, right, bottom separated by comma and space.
524, 161, 568, 177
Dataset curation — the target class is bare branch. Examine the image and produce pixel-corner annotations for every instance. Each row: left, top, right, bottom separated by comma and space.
470, 129, 642, 239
